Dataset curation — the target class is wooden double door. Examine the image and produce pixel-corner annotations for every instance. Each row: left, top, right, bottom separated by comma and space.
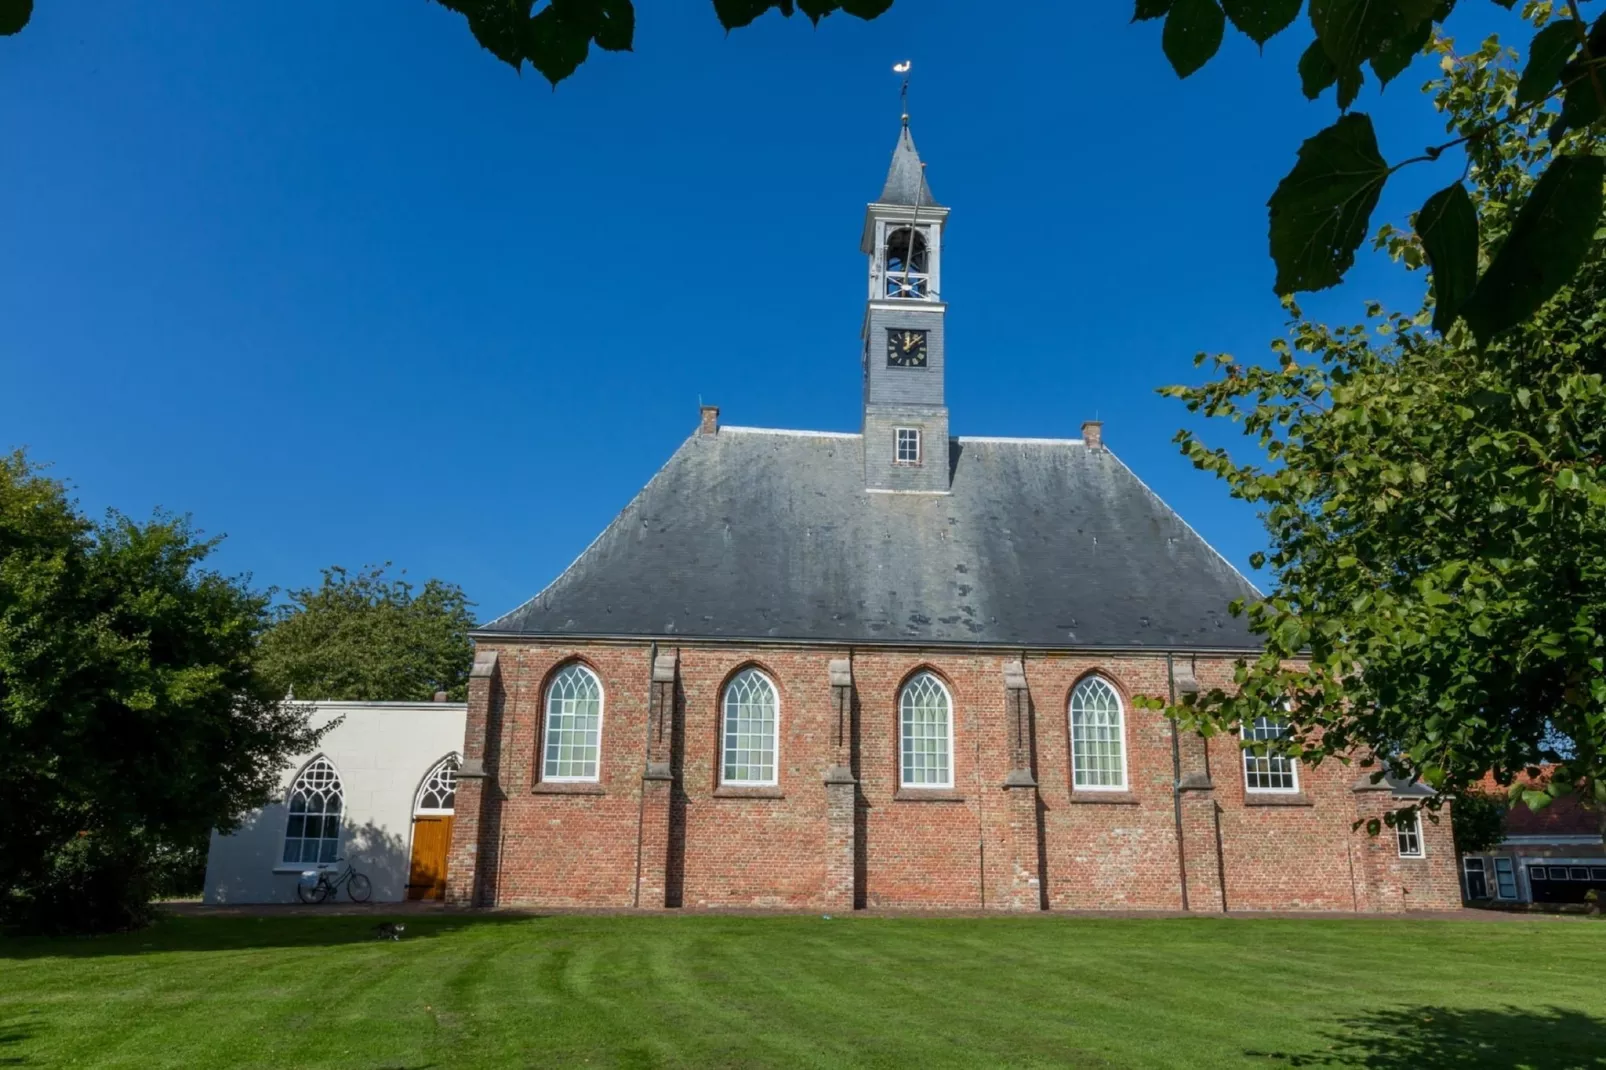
407, 816, 454, 900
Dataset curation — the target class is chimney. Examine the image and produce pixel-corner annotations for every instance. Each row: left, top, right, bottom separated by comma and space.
700, 405, 720, 436
433, 690, 448, 703
1082, 420, 1104, 451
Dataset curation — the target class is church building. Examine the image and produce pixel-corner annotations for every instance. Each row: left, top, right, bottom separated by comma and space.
444, 122, 1463, 913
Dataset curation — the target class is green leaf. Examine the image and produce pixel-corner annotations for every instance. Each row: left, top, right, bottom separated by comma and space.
1415, 182, 1478, 333
1164, 0, 1227, 77
1221, 0, 1301, 45
714, 0, 884, 29
1135, 0, 1175, 19
1267, 113, 1390, 294
1553, 13, 1606, 138
1516, 20, 1582, 108
1336, 61, 1364, 109
1465, 155, 1606, 343
0, 0, 29, 36
1299, 38, 1339, 99
1309, 0, 1436, 76
1368, 8, 1432, 86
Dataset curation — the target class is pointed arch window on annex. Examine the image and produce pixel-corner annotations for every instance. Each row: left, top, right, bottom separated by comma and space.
1070, 676, 1127, 791
543, 664, 604, 782
1243, 716, 1300, 793
900, 672, 953, 789
884, 226, 930, 299
416, 755, 460, 815
722, 668, 779, 786
282, 757, 343, 865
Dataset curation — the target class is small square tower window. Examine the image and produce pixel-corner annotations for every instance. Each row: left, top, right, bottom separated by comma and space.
895, 427, 922, 465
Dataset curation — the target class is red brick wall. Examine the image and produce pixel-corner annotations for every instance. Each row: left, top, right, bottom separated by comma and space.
445, 640, 1463, 913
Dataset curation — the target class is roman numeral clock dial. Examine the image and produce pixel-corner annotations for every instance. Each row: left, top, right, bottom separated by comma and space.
886, 328, 928, 367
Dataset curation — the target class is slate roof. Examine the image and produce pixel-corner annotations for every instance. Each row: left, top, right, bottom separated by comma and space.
479, 428, 1262, 650
878, 125, 941, 209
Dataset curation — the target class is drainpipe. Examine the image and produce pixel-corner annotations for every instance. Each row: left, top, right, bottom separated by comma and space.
1168, 652, 1190, 913
633, 641, 658, 909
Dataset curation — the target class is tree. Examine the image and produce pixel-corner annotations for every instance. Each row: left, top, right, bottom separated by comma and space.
0, 452, 322, 932
257, 565, 476, 703
1156, 15, 1606, 842
1450, 788, 1509, 854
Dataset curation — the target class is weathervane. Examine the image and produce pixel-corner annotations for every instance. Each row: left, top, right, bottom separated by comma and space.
894, 60, 911, 125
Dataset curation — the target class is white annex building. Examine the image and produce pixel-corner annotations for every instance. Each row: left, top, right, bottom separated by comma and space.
202, 700, 467, 904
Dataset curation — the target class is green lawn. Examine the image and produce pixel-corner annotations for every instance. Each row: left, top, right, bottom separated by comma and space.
2, 912, 1604, 1069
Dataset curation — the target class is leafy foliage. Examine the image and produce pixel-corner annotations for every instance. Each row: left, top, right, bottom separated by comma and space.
1450, 788, 1509, 853
428, 0, 890, 85
0, 452, 321, 932
257, 565, 476, 703
1153, 22, 1606, 842
1135, 0, 1606, 339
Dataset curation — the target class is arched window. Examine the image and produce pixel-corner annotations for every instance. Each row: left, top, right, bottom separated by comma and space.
543, 664, 603, 782
900, 672, 953, 788
884, 226, 930, 298
1070, 676, 1127, 790
283, 757, 343, 865
722, 668, 779, 786
415, 755, 460, 814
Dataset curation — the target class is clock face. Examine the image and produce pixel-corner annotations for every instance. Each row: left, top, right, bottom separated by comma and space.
886, 328, 929, 368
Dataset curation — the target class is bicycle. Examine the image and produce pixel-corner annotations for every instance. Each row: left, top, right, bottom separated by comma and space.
295, 858, 373, 904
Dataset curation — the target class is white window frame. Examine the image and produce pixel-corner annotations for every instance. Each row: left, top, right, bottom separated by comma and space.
1395, 810, 1425, 858
1242, 716, 1300, 794
415, 754, 460, 816
1462, 856, 1489, 899
895, 427, 923, 466
721, 667, 780, 787
282, 756, 344, 866
899, 672, 955, 789
541, 663, 605, 783
1069, 675, 1128, 791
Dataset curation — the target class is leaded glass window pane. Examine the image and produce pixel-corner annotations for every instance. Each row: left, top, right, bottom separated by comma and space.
1070, 676, 1126, 789
1243, 716, 1298, 792
900, 672, 952, 788
543, 664, 603, 781
895, 428, 922, 465
282, 757, 343, 865
722, 668, 778, 785
416, 755, 459, 813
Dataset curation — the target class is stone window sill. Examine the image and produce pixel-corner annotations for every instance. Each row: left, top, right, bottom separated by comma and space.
894, 789, 966, 802
1244, 792, 1313, 807
713, 786, 785, 799
533, 782, 606, 796
1068, 791, 1140, 805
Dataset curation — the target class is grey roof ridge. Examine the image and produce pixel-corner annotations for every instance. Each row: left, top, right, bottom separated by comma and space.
476, 431, 697, 632
1102, 446, 1266, 601
722, 426, 860, 438
958, 434, 1086, 446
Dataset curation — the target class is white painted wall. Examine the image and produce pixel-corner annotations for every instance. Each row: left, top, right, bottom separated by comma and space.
202, 701, 467, 904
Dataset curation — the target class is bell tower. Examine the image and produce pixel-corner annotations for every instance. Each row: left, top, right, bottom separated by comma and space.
861, 118, 950, 493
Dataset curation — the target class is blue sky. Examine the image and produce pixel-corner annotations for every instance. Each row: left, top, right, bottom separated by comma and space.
1, 1, 1525, 622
